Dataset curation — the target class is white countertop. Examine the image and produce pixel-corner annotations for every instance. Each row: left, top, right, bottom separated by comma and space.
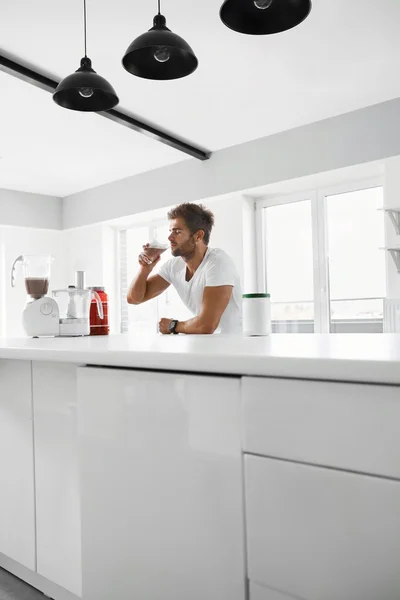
1, 333, 400, 384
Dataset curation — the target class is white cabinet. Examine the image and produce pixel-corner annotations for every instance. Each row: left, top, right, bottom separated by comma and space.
0, 359, 35, 569
78, 367, 245, 600
32, 362, 81, 596
243, 376, 400, 478
249, 582, 295, 600
245, 455, 400, 600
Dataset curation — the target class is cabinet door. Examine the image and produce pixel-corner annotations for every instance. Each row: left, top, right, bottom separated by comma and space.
249, 582, 296, 600
0, 360, 35, 569
245, 455, 400, 600
78, 367, 245, 600
32, 362, 81, 596
243, 376, 400, 478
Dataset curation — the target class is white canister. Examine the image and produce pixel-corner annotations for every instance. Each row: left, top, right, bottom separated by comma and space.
242, 293, 271, 336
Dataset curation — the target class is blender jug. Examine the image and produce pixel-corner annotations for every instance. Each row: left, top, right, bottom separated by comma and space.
11, 254, 55, 299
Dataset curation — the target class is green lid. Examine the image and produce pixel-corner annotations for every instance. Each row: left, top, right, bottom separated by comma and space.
242, 293, 270, 298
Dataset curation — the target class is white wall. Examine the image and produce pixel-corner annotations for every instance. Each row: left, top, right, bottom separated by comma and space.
63, 97, 400, 229
242, 197, 258, 294
0, 189, 62, 229
207, 195, 245, 285
62, 224, 119, 332
0, 187, 63, 336
63, 225, 107, 287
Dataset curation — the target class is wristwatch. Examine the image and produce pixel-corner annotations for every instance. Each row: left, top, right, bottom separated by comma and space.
168, 319, 179, 334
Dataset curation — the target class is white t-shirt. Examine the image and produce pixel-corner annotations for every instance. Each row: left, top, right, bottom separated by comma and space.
158, 248, 242, 334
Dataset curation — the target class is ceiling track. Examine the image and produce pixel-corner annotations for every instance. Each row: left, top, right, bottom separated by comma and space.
0, 52, 211, 161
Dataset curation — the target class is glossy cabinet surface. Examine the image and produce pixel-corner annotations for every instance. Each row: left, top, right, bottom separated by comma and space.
245, 455, 400, 600
78, 367, 245, 600
243, 376, 400, 478
249, 581, 297, 600
32, 362, 81, 596
0, 359, 35, 570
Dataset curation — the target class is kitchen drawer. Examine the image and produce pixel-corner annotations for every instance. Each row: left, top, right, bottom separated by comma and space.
243, 376, 400, 478
245, 455, 400, 600
250, 581, 298, 600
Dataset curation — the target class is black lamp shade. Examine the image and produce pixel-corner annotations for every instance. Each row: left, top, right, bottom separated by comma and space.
53, 57, 119, 112
122, 14, 198, 80
220, 0, 312, 35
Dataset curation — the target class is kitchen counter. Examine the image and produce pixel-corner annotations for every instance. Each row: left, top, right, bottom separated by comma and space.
1, 333, 400, 383
2, 333, 400, 600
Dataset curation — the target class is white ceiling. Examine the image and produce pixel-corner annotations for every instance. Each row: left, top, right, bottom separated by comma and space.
1, 0, 400, 197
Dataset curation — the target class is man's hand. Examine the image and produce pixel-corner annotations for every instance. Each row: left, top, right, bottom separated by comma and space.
138, 244, 161, 273
159, 318, 173, 334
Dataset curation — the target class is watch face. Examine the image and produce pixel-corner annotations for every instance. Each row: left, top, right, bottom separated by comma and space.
169, 319, 177, 333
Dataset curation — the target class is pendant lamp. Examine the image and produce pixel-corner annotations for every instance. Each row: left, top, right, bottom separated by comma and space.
53, 0, 118, 112
122, 0, 198, 80
220, 0, 312, 35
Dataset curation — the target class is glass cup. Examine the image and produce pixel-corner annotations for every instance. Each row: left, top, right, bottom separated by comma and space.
140, 241, 169, 264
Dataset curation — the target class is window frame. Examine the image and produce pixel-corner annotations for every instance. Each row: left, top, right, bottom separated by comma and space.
255, 176, 384, 333
118, 219, 168, 333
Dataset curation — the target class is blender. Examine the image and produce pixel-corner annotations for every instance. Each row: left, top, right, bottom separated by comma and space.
12, 256, 103, 338
11, 254, 60, 337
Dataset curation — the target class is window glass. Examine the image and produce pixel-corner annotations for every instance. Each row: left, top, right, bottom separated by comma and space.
264, 200, 314, 333
326, 187, 385, 332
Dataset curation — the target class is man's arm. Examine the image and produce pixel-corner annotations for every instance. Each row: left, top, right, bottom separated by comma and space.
127, 273, 170, 305
176, 286, 233, 334
127, 252, 170, 305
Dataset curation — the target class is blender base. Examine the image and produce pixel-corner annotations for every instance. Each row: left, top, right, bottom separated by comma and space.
23, 297, 60, 338
59, 318, 90, 337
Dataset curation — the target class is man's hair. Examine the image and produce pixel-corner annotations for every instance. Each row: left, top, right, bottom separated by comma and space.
167, 203, 215, 245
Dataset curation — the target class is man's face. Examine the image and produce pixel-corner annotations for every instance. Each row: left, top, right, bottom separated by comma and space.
168, 218, 197, 258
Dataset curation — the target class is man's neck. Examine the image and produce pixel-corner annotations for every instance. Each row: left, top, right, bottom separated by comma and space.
183, 245, 208, 276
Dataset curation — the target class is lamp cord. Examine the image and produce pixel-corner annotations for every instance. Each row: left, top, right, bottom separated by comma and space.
158, 0, 161, 14
83, 0, 88, 57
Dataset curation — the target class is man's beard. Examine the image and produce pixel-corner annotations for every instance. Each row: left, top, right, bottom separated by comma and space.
171, 237, 196, 259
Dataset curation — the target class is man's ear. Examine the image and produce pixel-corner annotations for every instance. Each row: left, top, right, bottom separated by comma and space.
196, 229, 205, 243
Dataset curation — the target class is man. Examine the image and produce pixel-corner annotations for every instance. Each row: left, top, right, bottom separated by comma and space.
127, 203, 242, 334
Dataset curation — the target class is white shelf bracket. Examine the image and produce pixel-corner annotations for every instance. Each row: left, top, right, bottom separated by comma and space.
388, 249, 400, 273
387, 210, 400, 235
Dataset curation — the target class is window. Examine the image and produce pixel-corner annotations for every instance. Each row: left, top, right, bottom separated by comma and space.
263, 199, 315, 332
119, 221, 192, 334
257, 179, 385, 334
326, 187, 385, 333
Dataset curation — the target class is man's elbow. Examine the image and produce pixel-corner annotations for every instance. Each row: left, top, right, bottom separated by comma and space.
198, 320, 219, 334
127, 294, 142, 305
